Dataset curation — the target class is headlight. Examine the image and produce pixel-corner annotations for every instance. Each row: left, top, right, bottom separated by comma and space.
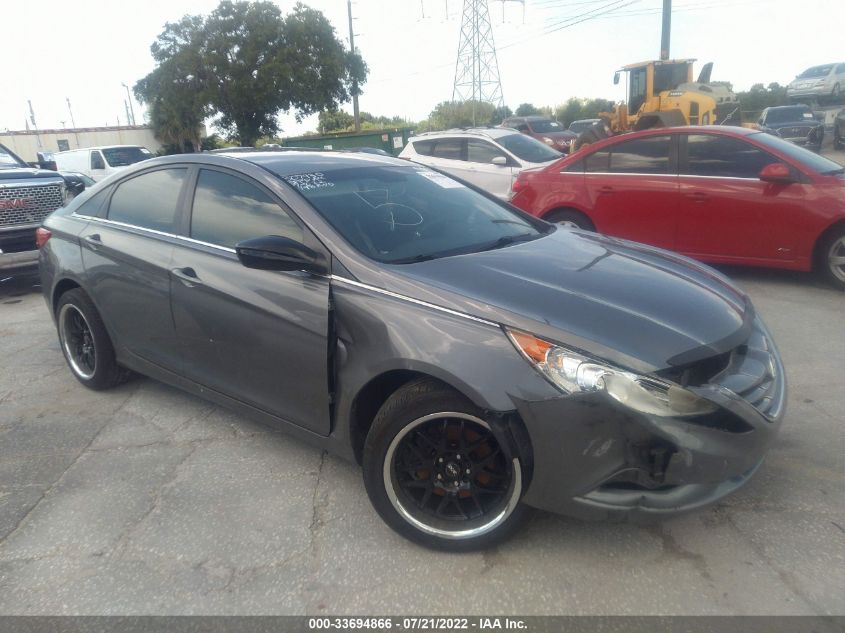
507, 329, 717, 417
542, 137, 554, 145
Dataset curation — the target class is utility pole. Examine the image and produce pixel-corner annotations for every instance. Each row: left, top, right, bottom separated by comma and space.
347, 0, 361, 132
122, 82, 136, 125
66, 97, 76, 128
28, 100, 43, 149
124, 100, 132, 127
660, 0, 671, 60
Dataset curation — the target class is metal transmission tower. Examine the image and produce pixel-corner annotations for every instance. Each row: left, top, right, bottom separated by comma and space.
452, 0, 521, 122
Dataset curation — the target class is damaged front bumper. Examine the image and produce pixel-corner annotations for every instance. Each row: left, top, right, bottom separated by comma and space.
515, 320, 786, 521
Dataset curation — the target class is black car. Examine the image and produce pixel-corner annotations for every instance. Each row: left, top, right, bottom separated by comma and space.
38, 152, 786, 550
758, 105, 825, 152
834, 108, 845, 150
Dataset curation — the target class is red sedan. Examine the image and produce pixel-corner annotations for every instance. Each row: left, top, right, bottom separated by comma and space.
510, 126, 845, 289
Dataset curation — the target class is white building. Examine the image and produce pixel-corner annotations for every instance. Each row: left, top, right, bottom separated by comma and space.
0, 125, 164, 162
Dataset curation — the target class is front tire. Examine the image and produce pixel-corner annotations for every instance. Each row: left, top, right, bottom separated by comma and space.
818, 227, 845, 291
56, 288, 130, 390
363, 379, 528, 551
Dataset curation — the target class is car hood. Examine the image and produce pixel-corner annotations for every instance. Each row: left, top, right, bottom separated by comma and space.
0, 167, 64, 181
765, 120, 819, 129
382, 229, 752, 373
537, 131, 576, 141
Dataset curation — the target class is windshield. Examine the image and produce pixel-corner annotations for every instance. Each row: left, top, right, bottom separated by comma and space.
100, 146, 153, 167
529, 120, 563, 133
0, 145, 26, 169
496, 133, 561, 164
751, 132, 844, 175
798, 65, 833, 79
280, 165, 548, 264
765, 107, 813, 124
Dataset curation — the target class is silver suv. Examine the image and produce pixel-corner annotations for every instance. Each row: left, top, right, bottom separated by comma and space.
399, 128, 561, 200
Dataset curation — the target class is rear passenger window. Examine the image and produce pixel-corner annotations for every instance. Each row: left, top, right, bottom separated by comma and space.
190, 169, 302, 248
108, 168, 187, 232
73, 186, 111, 219
607, 136, 671, 174
431, 138, 464, 161
413, 140, 435, 156
684, 134, 778, 179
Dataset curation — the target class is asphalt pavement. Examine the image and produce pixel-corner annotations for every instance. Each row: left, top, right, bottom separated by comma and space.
1, 262, 844, 615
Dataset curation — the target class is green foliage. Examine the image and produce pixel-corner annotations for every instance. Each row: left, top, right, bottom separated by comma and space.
428, 101, 499, 129
553, 97, 616, 127
515, 103, 541, 117
134, 0, 367, 148
735, 83, 788, 121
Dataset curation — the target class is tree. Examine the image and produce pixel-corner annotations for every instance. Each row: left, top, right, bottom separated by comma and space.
134, 15, 210, 152
318, 109, 355, 134
135, 1, 368, 147
515, 103, 541, 117
429, 100, 496, 129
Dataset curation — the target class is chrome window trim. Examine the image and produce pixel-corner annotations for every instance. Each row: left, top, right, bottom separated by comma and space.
330, 275, 499, 327
72, 213, 237, 253
71, 213, 500, 327
582, 172, 761, 181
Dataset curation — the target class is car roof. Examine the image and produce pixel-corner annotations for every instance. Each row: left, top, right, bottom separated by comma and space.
409, 127, 517, 141
564, 125, 760, 155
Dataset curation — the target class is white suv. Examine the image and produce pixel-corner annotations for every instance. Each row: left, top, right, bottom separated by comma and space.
399, 128, 562, 200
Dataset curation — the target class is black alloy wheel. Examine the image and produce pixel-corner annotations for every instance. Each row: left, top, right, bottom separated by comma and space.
363, 379, 527, 550
56, 288, 131, 390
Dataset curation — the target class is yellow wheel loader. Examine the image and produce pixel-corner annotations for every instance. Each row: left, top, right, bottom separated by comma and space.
605, 59, 741, 132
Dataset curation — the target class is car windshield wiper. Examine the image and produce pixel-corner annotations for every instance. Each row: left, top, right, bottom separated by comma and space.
389, 253, 440, 264
477, 232, 537, 252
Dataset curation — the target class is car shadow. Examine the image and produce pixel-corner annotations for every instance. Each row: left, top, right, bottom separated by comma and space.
0, 270, 41, 302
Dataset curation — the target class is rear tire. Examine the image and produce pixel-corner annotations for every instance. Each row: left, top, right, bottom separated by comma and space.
363, 378, 529, 551
56, 289, 131, 390
817, 226, 845, 291
545, 209, 595, 231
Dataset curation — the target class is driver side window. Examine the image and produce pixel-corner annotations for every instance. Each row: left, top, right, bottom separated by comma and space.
467, 140, 507, 164
190, 169, 302, 248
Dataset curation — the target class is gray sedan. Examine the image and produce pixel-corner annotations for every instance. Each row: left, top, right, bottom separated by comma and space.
38, 152, 785, 550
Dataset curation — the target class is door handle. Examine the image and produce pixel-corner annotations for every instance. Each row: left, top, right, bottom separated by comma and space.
171, 267, 203, 287
598, 186, 614, 195
83, 234, 102, 250
684, 191, 709, 202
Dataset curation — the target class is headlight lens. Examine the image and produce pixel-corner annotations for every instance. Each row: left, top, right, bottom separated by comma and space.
507, 329, 717, 417
542, 136, 554, 145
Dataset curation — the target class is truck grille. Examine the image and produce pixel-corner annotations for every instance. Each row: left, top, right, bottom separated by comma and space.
709, 321, 784, 420
778, 126, 812, 138
0, 183, 63, 228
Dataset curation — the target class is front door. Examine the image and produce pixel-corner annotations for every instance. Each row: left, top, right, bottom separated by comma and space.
675, 133, 806, 264
465, 139, 516, 200
583, 134, 678, 249
169, 167, 331, 434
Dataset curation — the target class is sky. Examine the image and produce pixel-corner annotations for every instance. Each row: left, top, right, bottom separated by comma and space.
2, 0, 843, 139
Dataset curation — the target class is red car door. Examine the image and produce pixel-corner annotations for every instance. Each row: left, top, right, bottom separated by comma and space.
675, 133, 811, 265
583, 134, 678, 249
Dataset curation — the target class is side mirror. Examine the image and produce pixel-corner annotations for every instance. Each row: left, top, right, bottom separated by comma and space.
613, 71, 620, 85
235, 235, 326, 273
759, 163, 795, 184
491, 156, 508, 166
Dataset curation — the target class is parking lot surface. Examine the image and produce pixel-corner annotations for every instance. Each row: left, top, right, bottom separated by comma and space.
1, 263, 844, 616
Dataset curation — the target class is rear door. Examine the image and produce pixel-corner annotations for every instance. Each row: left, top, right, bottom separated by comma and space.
169, 167, 331, 434
79, 167, 187, 370
675, 133, 807, 263
583, 134, 678, 249
465, 139, 516, 199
